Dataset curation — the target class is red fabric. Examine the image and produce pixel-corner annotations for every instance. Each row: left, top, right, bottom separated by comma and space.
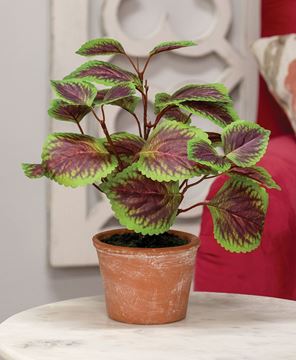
194, 0, 296, 299
257, 78, 293, 136
195, 136, 296, 300
256, 0, 295, 136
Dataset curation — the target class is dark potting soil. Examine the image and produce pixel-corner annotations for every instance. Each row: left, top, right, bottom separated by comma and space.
102, 232, 188, 248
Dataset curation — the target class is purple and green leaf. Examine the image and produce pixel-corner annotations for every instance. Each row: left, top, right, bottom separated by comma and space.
102, 83, 135, 104
41, 133, 117, 187
101, 165, 182, 235
154, 85, 232, 115
112, 96, 141, 114
228, 166, 281, 190
93, 86, 140, 113
105, 132, 145, 162
149, 40, 197, 56
188, 139, 231, 172
171, 84, 231, 103
93, 89, 109, 105
48, 99, 91, 123
64, 60, 140, 87
206, 132, 222, 146
22, 163, 45, 179
163, 107, 191, 123
137, 119, 210, 182
222, 121, 270, 167
76, 38, 125, 56
179, 101, 239, 128
207, 177, 268, 253
154, 93, 171, 114
50, 80, 97, 106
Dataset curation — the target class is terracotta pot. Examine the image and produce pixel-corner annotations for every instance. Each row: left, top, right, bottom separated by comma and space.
93, 228, 199, 325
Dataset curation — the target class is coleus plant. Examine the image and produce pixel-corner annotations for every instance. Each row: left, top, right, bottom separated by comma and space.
22, 38, 280, 253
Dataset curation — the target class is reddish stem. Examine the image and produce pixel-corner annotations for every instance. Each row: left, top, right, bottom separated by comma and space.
142, 80, 149, 139
181, 175, 208, 196
130, 112, 143, 138
177, 201, 208, 214
151, 106, 174, 129
91, 107, 124, 171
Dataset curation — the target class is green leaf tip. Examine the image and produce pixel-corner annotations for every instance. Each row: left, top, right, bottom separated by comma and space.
228, 166, 281, 190
22, 163, 45, 179
41, 133, 118, 187
50, 79, 97, 107
76, 38, 125, 56
150, 40, 197, 56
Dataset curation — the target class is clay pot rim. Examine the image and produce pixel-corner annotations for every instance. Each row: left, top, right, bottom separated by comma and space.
93, 228, 200, 256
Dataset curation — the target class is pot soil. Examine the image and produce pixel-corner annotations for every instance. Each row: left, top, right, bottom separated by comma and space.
93, 228, 199, 325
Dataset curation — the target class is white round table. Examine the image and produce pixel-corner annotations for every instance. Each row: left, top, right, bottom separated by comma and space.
0, 293, 295, 360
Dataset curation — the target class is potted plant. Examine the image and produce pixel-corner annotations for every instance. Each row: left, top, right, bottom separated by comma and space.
22, 38, 280, 325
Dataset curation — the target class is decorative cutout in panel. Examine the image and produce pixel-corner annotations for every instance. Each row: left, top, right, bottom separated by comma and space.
50, 0, 260, 266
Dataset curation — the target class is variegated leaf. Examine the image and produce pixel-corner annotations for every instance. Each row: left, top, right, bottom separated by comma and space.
50, 80, 97, 106
188, 139, 231, 171
179, 101, 239, 128
228, 166, 281, 190
103, 83, 135, 104
101, 165, 182, 235
105, 132, 145, 161
207, 177, 268, 253
93, 89, 109, 105
163, 107, 191, 123
94, 88, 140, 113
154, 84, 231, 114
48, 99, 91, 123
154, 93, 191, 123
41, 133, 117, 187
76, 38, 125, 56
137, 119, 210, 181
222, 121, 270, 167
206, 132, 222, 146
22, 163, 45, 179
154, 93, 171, 114
64, 60, 140, 87
171, 84, 231, 103
150, 40, 197, 56
112, 96, 141, 113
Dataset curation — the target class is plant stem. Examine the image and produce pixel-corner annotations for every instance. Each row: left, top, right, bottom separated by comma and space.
178, 171, 230, 214
91, 107, 124, 171
92, 183, 104, 192
123, 52, 149, 139
74, 119, 85, 134
151, 106, 173, 129
142, 80, 149, 139
179, 179, 187, 190
130, 112, 143, 138
181, 175, 208, 195
123, 52, 139, 73
185, 113, 192, 123
177, 201, 208, 214
140, 54, 152, 78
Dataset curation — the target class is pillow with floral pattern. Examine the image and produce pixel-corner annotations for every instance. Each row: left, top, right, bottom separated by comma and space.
252, 34, 296, 135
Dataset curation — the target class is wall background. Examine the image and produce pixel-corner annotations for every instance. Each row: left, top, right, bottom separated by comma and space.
0, 0, 102, 322
0, 0, 259, 322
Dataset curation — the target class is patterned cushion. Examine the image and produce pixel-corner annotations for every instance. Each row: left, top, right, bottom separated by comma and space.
252, 34, 296, 135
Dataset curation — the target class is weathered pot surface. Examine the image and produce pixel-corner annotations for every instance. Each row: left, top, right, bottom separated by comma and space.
93, 228, 200, 325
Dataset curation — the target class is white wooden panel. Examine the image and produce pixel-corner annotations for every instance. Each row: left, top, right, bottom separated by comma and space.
50, 0, 260, 267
